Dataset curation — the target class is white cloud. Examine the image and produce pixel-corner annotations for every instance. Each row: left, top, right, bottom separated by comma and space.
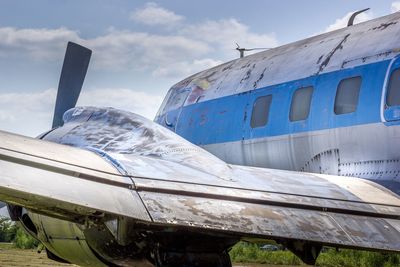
86, 30, 210, 71
0, 26, 213, 75
0, 27, 80, 60
392, 2, 400, 13
0, 4, 280, 136
0, 88, 56, 136
0, 10, 278, 83
152, 58, 224, 78
0, 20, 276, 78
0, 88, 163, 137
130, 2, 184, 26
182, 19, 278, 56
78, 88, 163, 119
324, 10, 374, 32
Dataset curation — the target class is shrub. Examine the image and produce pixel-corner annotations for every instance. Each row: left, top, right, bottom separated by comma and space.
14, 227, 39, 249
0, 217, 17, 242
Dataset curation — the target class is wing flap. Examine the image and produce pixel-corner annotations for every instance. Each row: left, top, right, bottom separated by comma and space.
114, 154, 400, 252
133, 178, 400, 217
140, 191, 400, 252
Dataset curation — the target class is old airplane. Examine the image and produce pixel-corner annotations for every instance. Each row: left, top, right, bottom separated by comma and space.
1, 10, 400, 267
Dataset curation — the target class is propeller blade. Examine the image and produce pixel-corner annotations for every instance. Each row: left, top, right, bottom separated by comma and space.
52, 42, 92, 128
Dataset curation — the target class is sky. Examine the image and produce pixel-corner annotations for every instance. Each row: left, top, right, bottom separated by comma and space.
0, 0, 400, 136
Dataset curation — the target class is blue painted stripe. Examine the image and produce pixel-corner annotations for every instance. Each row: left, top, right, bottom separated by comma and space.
157, 60, 392, 145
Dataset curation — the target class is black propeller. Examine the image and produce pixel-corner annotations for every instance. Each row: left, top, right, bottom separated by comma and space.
52, 42, 92, 128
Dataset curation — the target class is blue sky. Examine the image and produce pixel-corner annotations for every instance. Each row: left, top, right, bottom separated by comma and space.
0, 0, 399, 136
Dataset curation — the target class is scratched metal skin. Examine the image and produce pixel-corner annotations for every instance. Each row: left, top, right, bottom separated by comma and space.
159, 13, 400, 109
139, 193, 400, 251
45, 106, 232, 180
39, 106, 400, 252
46, 107, 398, 204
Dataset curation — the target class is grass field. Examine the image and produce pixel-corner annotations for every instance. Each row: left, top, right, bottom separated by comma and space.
230, 242, 400, 267
0, 243, 294, 267
0, 243, 74, 267
1, 242, 399, 267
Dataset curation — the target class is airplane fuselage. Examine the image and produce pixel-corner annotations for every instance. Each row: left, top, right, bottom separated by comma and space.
155, 13, 400, 194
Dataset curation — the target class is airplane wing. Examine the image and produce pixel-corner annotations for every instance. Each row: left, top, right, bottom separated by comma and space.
0, 130, 149, 222
1, 129, 400, 264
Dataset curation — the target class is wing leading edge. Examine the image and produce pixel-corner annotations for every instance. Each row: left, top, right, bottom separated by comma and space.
0, 130, 149, 222
0, 127, 400, 264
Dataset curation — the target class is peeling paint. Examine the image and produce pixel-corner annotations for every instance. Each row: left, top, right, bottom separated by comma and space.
158, 13, 400, 106
371, 21, 398, 31
318, 34, 350, 74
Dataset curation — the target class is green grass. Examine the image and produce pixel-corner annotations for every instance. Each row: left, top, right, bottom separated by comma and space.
0, 242, 74, 266
317, 249, 400, 267
230, 243, 302, 265
229, 242, 400, 267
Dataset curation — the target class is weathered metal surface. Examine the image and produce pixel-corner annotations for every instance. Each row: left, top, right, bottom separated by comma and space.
140, 192, 400, 251
0, 130, 122, 178
161, 12, 400, 108
202, 123, 400, 187
28, 213, 107, 267
132, 177, 400, 217
1, 106, 400, 264
45, 107, 231, 180
152, 12, 400, 189
0, 130, 149, 221
37, 107, 400, 252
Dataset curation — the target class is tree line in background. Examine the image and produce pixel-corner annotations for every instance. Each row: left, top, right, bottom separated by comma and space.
0, 217, 38, 249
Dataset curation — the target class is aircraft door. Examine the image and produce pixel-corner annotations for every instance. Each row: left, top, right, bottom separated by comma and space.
383, 56, 400, 121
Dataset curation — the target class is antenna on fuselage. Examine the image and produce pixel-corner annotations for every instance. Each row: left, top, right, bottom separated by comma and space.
235, 42, 270, 58
347, 8, 370, 27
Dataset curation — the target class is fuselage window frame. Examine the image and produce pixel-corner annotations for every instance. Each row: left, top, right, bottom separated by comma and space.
250, 95, 273, 128
386, 68, 400, 107
289, 86, 314, 122
334, 76, 362, 115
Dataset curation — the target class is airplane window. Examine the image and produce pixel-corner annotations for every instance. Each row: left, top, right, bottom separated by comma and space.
158, 88, 190, 115
251, 95, 272, 128
387, 68, 400, 106
334, 76, 362, 115
155, 89, 173, 117
290, 86, 313, 121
